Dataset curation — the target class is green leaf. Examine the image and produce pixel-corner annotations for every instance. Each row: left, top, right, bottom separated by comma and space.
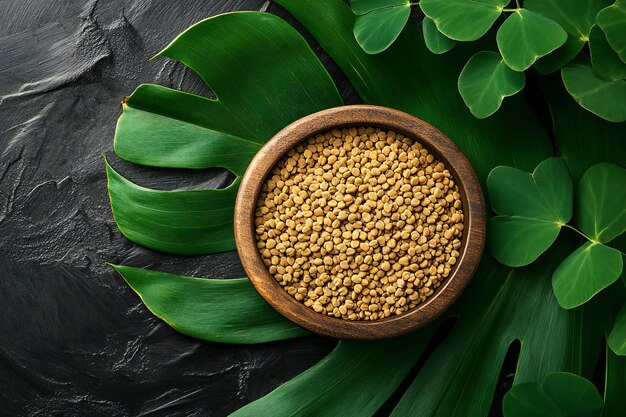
590, 25, 626, 81
533, 36, 585, 74
110, 12, 342, 254
552, 241, 624, 309
503, 372, 604, 417
111, 265, 308, 343
497, 9, 568, 72
419, 0, 506, 42
116, 85, 261, 173
349, 0, 409, 15
106, 161, 239, 254
562, 64, 626, 122
353, 5, 411, 54
609, 304, 626, 354
503, 383, 563, 417
542, 75, 626, 183
525, 0, 611, 39
231, 330, 432, 417
542, 373, 604, 416
576, 162, 626, 243
524, 0, 609, 73
605, 347, 626, 413
422, 16, 455, 54
147, 12, 342, 147
487, 158, 573, 267
152, 13, 342, 139
596, 0, 626, 63
458, 51, 525, 118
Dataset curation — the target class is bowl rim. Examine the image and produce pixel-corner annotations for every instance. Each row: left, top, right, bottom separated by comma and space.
234, 105, 485, 340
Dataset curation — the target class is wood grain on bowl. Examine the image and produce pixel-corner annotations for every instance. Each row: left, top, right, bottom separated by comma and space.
234, 105, 485, 340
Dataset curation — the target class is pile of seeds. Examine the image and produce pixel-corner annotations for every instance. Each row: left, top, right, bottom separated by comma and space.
254, 127, 464, 321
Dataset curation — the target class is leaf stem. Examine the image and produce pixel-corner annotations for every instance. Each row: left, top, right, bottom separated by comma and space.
561, 224, 626, 256
501, 8, 519, 12
562, 223, 595, 242
514, 0, 520, 8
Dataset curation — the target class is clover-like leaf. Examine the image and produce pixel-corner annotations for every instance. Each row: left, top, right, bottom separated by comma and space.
503, 372, 604, 417
458, 51, 525, 119
422, 16, 455, 54
525, 0, 612, 40
112, 265, 308, 343
608, 304, 626, 355
352, 2, 411, 54
525, 0, 611, 74
576, 162, 626, 243
533, 37, 586, 74
551, 163, 626, 309
590, 25, 626, 82
596, 0, 626, 63
543, 74, 626, 184
552, 241, 623, 309
562, 64, 626, 122
497, 9, 568, 72
487, 158, 573, 267
419, 0, 506, 41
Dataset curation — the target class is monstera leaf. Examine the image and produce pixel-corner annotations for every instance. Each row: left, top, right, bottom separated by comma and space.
107, 1, 626, 416
108, 12, 342, 255
112, 265, 308, 343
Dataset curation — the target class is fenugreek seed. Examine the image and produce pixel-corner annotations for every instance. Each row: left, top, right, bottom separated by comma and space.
255, 127, 463, 320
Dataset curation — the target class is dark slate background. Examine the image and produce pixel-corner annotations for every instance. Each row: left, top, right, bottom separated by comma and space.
0, 1, 511, 416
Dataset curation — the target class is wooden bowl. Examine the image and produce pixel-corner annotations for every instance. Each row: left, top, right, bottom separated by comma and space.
234, 105, 485, 340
